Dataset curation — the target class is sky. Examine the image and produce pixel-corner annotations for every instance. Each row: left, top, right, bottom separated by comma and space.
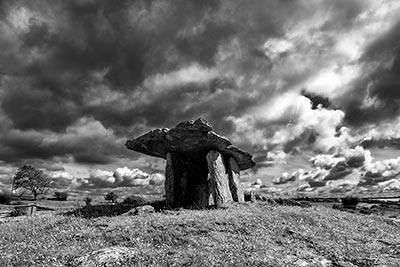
1, 0, 400, 197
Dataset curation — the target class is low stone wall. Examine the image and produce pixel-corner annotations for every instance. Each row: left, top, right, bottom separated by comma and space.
0, 204, 37, 217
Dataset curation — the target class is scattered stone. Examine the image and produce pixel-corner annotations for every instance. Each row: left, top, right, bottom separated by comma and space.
335, 261, 357, 267
135, 205, 155, 214
294, 259, 309, 266
124, 205, 155, 215
69, 246, 135, 267
320, 259, 333, 267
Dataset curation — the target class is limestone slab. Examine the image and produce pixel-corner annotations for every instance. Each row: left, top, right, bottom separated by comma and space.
207, 150, 232, 207
228, 157, 244, 202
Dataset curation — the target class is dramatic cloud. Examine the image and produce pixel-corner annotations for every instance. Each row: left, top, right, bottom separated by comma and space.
73, 166, 165, 193
358, 157, 400, 186
269, 145, 400, 195
273, 171, 297, 185
48, 170, 77, 189
297, 183, 312, 192
0, 117, 126, 165
0, 0, 400, 195
228, 93, 349, 155
379, 179, 400, 192
43, 166, 165, 195
340, 19, 400, 126
113, 167, 149, 187
149, 173, 165, 186
327, 181, 358, 195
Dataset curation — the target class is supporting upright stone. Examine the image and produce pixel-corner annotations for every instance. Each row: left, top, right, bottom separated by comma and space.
165, 152, 187, 209
206, 150, 232, 207
228, 157, 244, 202
166, 152, 210, 209
184, 161, 210, 209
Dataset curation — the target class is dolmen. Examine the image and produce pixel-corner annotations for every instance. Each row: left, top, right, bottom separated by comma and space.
125, 118, 255, 209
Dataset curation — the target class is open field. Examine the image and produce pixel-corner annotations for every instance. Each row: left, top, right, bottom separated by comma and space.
0, 201, 399, 267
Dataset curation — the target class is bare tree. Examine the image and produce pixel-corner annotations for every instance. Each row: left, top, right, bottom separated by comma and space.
13, 165, 51, 200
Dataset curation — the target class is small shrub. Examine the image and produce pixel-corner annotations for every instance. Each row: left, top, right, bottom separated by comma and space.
332, 204, 342, 210
341, 196, 360, 209
0, 193, 12, 205
244, 191, 255, 202
84, 197, 92, 206
54, 191, 68, 201
105, 192, 118, 203
123, 195, 147, 206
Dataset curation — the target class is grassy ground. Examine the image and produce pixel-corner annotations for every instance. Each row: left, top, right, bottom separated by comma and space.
0, 202, 399, 267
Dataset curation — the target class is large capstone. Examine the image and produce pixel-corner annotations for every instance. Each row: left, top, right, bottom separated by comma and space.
126, 118, 255, 209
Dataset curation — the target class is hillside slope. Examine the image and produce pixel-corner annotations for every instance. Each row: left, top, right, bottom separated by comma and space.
0, 202, 399, 267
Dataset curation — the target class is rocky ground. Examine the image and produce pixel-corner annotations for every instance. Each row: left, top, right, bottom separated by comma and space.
0, 201, 399, 267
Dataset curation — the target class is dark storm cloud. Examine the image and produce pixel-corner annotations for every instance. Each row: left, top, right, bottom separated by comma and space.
341, 20, 400, 126
301, 90, 332, 110
0, 0, 398, 175
360, 138, 400, 149
308, 181, 326, 188
0, 0, 295, 136
323, 162, 352, 181
1, 80, 80, 131
363, 20, 400, 61
319, 0, 366, 31
0, 117, 128, 165
0, 0, 232, 164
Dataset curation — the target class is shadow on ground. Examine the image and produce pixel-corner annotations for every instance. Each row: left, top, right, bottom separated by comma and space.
64, 200, 166, 218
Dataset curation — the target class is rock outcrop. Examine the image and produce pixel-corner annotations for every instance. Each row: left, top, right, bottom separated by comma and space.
69, 247, 136, 267
126, 118, 255, 209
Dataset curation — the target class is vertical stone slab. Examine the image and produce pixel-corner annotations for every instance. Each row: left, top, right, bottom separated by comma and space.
166, 152, 209, 209
165, 152, 187, 209
184, 160, 209, 209
206, 150, 232, 207
228, 157, 244, 202
207, 174, 215, 206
